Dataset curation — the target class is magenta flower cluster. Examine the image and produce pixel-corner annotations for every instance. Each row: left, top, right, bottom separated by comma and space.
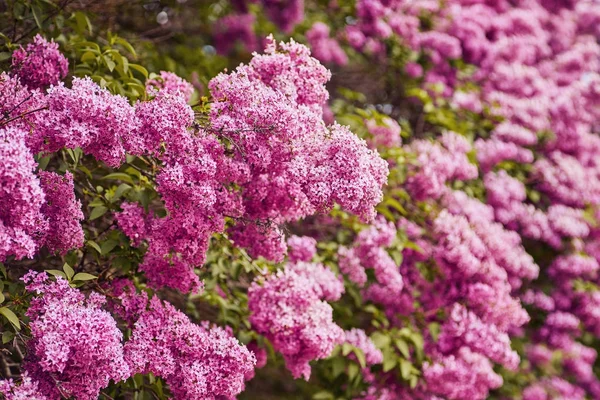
248, 260, 345, 380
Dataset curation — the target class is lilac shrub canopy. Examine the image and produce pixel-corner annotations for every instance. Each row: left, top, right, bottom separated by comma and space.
0, 0, 600, 399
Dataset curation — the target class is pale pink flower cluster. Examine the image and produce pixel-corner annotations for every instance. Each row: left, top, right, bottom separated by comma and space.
306, 22, 348, 66
145, 71, 194, 102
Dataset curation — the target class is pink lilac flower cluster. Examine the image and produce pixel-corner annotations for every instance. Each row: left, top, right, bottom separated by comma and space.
21, 272, 129, 400
32, 77, 139, 167
38, 171, 84, 255
229, 0, 304, 32
248, 261, 345, 380
213, 13, 258, 55
115, 202, 149, 247
321, 1, 600, 395
423, 347, 503, 400
390, 146, 536, 398
365, 116, 402, 149
2, 36, 386, 297
0, 126, 47, 261
405, 131, 477, 201
306, 22, 348, 66
11, 34, 68, 89
287, 235, 317, 263
338, 217, 404, 312
0, 373, 49, 400
124, 296, 256, 399
344, 328, 383, 366
145, 71, 194, 102
210, 37, 387, 260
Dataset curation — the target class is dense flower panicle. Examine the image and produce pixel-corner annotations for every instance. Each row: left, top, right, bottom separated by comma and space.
306, 22, 348, 66
22, 272, 129, 400
230, 223, 287, 262
338, 246, 368, 286
452, 91, 483, 113
139, 247, 205, 294
0, 374, 49, 400
539, 311, 582, 349
145, 71, 194, 102
366, 117, 402, 148
213, 13, 258, 54
288, 261, 345, 302
34, 77, 138, 167
129, 89, 194, 156
38, 171, 84, 255
261, 0, 304, 32
344, 329, 383, 366
465, 283, 530, 331
438, 304, 519, 370
406, 132, 477, 200
475, 138, 533, 171
522, 290, 556, 312
248, 262, 344, 380
106, 278, 149, 326
287, 235, 317, 262
124, 297, 255, 399
0, 72, 46, 130
0, 127, 47, 261
546, 205, 590, 239
308, 123, 388, 222
423, 347, 503, 400
490, 121, 538, 146
11, 34, 68, 89
115, 202, 149, 247
549, 254, 599, 279
534, 152, 600, 208
338, 217, 404, 311
209, 38, 386, 258
523, 378, 586, 400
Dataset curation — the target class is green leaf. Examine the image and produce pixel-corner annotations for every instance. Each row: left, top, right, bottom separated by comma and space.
353, 348, 367, 369
101, 239, 119, 255
110, 183, 132, 203
399, 358, 412, 380
47, 269, 67, 278
86, 240, 102, 254
313, 391, 334, 400
115, 37, 136, 57
347, 363, 360, 380
73, 273, 97, 281
0, 307, 20, 330
342, 342, 353, 356
129, 64, 148, 79
395, 338, 410, 358
0, 292, 5, 304
74, 12, 93, 34
103, 55, 116, 72
102, 172, 134, 184
63, 263, 75, 280
2, 331, 14, 344
31, 4, 43, 28
0, 52, 11, 62
37, 155, 51, 170
89, 206, 108, 221
81, 51, 97, 62
383, 355, 397, 372
371, 331, 391, 349
331, 357, 345, 378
